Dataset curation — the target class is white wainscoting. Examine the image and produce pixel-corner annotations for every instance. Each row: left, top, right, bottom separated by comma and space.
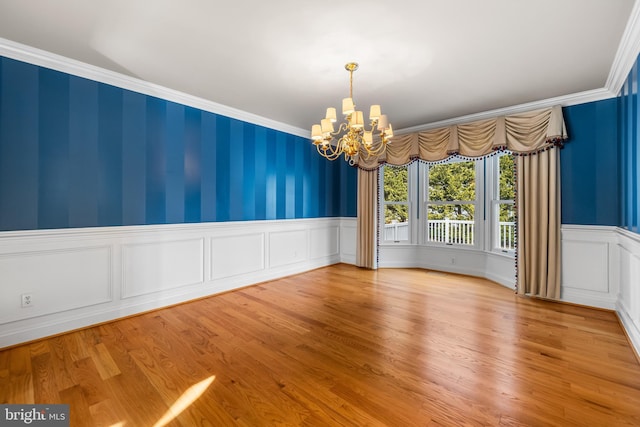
560, 225, 619, 309
122, 238, 205, 299
0, 218, 351, 348
3, 219, 638, 357
339, 219, 357, 265
616, 228, 640, 357
378, 245, 516, 289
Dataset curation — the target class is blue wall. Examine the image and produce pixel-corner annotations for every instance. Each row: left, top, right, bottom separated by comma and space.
619, 54, 640, 233
4, 53, 634, 232
561, 98, 620, 226
0, 57, 357, 231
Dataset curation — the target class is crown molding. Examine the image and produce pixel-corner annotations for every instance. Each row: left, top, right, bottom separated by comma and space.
3, 0, 640, 142
0, 38, 309, 138
606, 0, 640, 95
396, 87, 616, 135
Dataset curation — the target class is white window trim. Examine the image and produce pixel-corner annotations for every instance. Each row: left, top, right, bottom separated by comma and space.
419, 160, 483, 250
379, 164, 416, 244
379, 157, 514, 258
486, 153, 516, 255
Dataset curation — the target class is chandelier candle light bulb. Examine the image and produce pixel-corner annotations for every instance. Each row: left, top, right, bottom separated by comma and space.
342, 98, 355, 115
310, 62, 393, 164
369, 105, 381, 120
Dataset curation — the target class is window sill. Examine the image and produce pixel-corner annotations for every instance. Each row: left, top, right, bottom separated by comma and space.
379, 242, 516, 258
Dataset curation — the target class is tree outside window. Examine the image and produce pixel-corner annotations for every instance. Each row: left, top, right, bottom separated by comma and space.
496, 154, 515, 251
382, 165, 410, 242
427, 161, 477, 245
378, 155, 515, 255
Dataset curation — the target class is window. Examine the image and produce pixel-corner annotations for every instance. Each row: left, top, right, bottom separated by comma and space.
425, 160, 479, 247
379, 154, 514, 256
381, 165, 410, 242
492, 153, 516, 252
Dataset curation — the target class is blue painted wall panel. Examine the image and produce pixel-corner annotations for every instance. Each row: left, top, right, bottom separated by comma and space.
165, 102, 185, 224
145, 97, 167, 225
242, 123, 255, 221
295, 138, 305, 218
0, 59, 39, 230
184, 106, 202, 223
265, 129, 277, 221
253, 126, 267, 221
618, 53, 640, 233
285, 134, 296, 219
275, 132, 287, 219
68, 76, 98, 228
631, 63, 636, 231
98, 84, 123, 227
228, 119, 243, 221
200, 112, 216, 223
0, 55, 358, 231
561, 99, 619, 226
122, 91, 147, 225
39, 68, 71, 229
214, 115, 230, 222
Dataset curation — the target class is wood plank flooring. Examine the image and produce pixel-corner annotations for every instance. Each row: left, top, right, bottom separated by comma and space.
1, 264, 640, 426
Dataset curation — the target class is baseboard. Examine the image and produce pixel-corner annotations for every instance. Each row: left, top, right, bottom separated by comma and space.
617, 300, 640, 362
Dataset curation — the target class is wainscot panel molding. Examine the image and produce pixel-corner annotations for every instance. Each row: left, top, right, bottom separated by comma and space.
0, 246, 112, 323
210, 233, 265, 280
310, 226, 340, 260
122, 238, 205, 299
616, 228, 640, 358
339, 219, 357, 266
0, 218, 353, 348
560, 225, 619, 310
269, 229, 309, 268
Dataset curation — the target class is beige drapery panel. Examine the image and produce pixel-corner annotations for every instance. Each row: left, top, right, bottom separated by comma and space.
354, 106, 567, 298
356, 168, 378, 269
516, 150, 561, 299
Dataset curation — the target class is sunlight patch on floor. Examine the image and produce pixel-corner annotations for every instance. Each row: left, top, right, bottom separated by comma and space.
153, 375, 216, 427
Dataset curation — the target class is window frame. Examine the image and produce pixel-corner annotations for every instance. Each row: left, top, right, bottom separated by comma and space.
420, 159, 484, 249
378, 155, 515, 258
379, 164, 415, 244
487, 152, 516, 255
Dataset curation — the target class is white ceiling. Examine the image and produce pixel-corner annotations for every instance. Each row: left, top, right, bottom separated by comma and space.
0, 0, 637, 135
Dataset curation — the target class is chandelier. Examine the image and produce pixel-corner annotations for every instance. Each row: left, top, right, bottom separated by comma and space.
311, 62, 393, 164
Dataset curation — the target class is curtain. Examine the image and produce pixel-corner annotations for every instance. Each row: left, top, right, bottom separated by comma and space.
354, 105, 568, 296
356, 106, 566, 167
516, 149, 561, 298
356, 168, 378, 269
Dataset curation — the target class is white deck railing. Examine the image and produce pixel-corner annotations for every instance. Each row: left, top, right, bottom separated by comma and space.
498, 221, 516, 250
383, 220, 410, 241
383, 219, 516, 250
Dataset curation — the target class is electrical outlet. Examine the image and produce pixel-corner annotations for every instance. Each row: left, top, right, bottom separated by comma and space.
21, 293, 33, 308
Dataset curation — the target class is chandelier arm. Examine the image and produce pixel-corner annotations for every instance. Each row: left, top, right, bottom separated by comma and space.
330, 121, 351, 138
317, 143, 340, 160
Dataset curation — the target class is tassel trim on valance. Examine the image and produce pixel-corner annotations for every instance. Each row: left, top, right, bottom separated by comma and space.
355, 106, 568, 170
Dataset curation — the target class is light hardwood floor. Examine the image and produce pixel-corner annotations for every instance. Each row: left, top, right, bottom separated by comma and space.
1, 264, 640, 426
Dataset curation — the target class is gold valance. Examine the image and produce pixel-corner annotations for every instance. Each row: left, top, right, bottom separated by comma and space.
356, 106, 568, 169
